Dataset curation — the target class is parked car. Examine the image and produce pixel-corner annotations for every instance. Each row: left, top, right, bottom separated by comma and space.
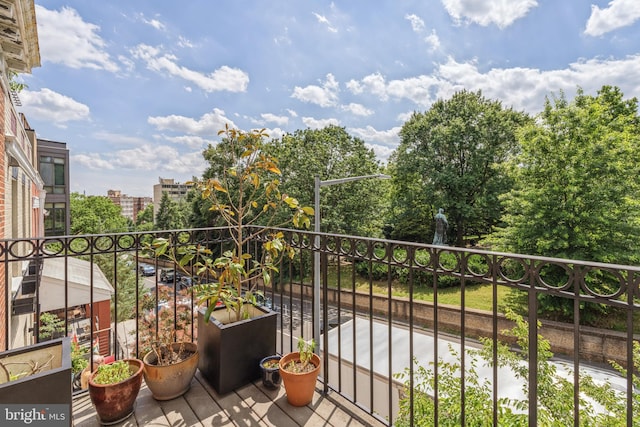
178, 276, 194, 290
139, 264, 155, 276
160, 269, 175, 283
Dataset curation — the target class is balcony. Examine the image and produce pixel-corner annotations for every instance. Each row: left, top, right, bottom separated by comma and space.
2, 227, 639, 426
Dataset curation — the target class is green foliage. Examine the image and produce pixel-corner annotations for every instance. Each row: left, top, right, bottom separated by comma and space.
394, 311, 631, 426
494, 86, 640, 323
266, 125, 389, 237
496, 86, 640, 264
135, 203, 154, 228
284, 337, 316, 373
92, 360, 133, 385
150, 126, 313, 324
297, 337, 315, 367
8, 71, 27, 92
390, 90, 530, 245
70, 193, 129, 234
71, 340, 89, 375
155, 191, 188, 230
38, 312, 65, 340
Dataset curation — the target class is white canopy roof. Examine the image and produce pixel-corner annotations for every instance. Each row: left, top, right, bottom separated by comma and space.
39, 257, 114, 312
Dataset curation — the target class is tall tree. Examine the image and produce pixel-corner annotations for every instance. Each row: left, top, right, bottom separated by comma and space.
495, 86, 640, 323
267, 126, 389, 237
135, 203, 154, 230
155, 191, 186, 230
70, 193, 129, 234
497, 86, 640, 264
391, 90, 530, 245
69, 193, 147, 322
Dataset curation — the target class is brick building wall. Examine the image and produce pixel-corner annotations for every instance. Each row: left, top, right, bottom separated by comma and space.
0, 81, 6, 350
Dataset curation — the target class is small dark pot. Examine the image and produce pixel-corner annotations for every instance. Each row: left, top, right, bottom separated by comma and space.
260, 355, 282, 389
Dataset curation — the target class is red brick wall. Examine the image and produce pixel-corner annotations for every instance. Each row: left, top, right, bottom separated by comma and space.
0, 88, 6, 350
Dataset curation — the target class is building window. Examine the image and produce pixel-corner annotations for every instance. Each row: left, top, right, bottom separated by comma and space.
44, 202, 66, 236
40, 156, 66, 194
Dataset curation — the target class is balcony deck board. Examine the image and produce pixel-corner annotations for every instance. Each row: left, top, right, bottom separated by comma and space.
72, 371, 385, 426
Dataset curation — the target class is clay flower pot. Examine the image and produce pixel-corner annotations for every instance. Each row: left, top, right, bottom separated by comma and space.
279, 352, 321, 407
259, 355, 282, 389
88, 358, 144, 425
142, 342, 199, 400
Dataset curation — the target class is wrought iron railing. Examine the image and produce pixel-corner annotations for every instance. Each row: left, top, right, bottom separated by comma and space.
2, 227, 639, 426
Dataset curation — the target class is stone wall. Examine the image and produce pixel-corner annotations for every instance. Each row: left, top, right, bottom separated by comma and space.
283, 283, 634, 367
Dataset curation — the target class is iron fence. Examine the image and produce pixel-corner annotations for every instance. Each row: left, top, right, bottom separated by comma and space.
2, 227, 639, 426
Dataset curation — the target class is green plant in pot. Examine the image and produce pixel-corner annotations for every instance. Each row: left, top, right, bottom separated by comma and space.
88, 358, 144, 425
137, 286, 198, 400
279, 337, 321, 406
150, 125, 313, 395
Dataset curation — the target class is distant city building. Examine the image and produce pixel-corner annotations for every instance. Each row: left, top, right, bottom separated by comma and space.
153, 177, 192, 221
38, 139, 70, 236
107, 189, 152, 222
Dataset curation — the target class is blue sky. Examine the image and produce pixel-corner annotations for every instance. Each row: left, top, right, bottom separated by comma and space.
18, 1, 640, 197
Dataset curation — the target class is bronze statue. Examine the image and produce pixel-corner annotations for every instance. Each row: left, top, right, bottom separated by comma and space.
432, 208, 448, 245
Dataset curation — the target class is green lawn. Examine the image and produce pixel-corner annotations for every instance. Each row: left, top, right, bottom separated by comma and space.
320, 263, 639, 333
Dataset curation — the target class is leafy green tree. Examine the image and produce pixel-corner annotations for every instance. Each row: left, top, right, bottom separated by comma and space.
155, 191, 187, 230
391, 90, 530, 245
135, 203, 155, 231
38, 312, 65, 340
494, 86, 640, 322
266, 125, 389, 237
69, 193, 147, 322
70, 193, 129, 234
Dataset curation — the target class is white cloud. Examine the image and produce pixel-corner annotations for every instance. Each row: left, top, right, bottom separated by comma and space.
74, 144, 207, 175
312, 12, 338, 33
35, 5, 119, 72
341, 103, 374, 116
131, 44, 249, 93
72, 153, 115, 170
301, 117, 341, 129
585, 0, 640, 36
405, 14, 425, 32
286, 109, 298, 118
349, 125, 401, 146
159, 134, 214, 149
425, 30, 441, 52
291, 73, 340, 107
347, 73, 389, 100
344, 54, 640, 114
140, 14, 166, 31
148, 108, 235, 136
19, 88, 90, 126
261, 113, 289, 126
442, 0, 538, 29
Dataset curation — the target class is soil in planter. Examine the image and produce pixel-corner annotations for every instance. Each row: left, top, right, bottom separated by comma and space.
283, 360, 316, 374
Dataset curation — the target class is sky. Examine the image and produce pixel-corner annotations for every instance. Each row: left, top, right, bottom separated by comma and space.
16, 0, 640, 197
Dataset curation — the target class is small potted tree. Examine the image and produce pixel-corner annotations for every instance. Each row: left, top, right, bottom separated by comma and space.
150, 126, 313, 395
88, 359, 144, 424
279, 337, 321, 406
138, 286, 198, 400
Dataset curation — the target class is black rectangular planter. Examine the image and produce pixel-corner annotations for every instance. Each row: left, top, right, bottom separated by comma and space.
0, 337, 72, 405
197, 305, 276, 395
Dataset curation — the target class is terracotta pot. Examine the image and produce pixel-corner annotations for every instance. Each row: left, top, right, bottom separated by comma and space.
279, 352, 321, 407
259, 355, 282, 389
88, 358, 144, 425
143, 342, 199, 400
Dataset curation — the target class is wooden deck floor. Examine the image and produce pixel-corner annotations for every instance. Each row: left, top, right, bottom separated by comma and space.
72, 371, 386, 426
